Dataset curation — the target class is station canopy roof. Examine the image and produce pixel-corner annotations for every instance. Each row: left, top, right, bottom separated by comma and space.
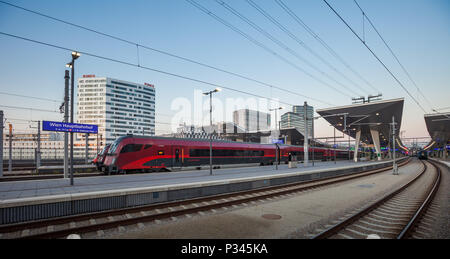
424, 113, 450, 147
316, 98, 404, 146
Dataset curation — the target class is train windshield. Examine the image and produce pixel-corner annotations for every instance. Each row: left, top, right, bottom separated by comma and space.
99, 144, 111, 155
108, 136, 127, 155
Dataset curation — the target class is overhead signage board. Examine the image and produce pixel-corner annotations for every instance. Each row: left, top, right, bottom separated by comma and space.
43, 121, 98, 134
272, 139, 284, 144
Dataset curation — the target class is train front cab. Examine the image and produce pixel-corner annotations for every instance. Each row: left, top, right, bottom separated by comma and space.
103, 137, 171, 174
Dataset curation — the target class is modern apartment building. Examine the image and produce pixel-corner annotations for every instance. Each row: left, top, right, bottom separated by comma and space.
76, 75, 155, 145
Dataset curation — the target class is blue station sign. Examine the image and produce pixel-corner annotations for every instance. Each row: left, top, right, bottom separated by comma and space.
42, 121, 98, 134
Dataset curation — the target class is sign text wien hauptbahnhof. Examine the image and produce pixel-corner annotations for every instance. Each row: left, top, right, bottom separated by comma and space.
42, 121, 98, 134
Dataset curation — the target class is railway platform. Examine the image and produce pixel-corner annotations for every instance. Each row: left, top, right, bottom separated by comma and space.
0, 158, 406, 224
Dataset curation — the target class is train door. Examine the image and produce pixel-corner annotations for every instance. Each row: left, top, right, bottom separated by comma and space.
276, 145, 281, 165
172, 146, 183, 169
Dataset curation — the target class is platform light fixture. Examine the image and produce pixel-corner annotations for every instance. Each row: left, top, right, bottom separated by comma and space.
68, 51, 81, 186
203, 87, 222, 175
72, 51, 81, 59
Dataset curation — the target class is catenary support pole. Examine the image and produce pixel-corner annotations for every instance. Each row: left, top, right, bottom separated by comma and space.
70, 57, 75, 185
312, 114, 315, 166
209, 93, 213, 176
64, 70, 69, 178
36, 120, 41, 169
304, 102, 309, 167
85, 133, 89, 164
8, 124, 12, 173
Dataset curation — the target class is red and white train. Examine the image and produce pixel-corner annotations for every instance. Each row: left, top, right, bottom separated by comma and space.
99, 135, 353, 174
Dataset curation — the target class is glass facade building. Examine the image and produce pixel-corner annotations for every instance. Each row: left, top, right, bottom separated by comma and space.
233, 109, 271, 132
281, 105, 314, 137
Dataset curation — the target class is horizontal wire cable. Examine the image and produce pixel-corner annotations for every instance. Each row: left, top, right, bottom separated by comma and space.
274, 0, 379, 94
0, 104, 60, 113
0, 31, 298, 108
186, 0, 352, 99
215, 0, 357, 97
353, 0, 434, 112
0, 0, 332, 107
322, 0, 428, 113
0, 31, 310, 134
0, 91, 61, 103
245, 0, 368, 96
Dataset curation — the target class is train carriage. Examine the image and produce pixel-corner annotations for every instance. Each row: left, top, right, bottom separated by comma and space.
102, 135, 353, 174
92, 144, 111, 171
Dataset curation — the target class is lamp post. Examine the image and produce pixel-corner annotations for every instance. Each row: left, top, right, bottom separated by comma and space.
303, 102, 309, 167
63, 70, 70, 178
269, 107, 283, 135
66, 51, 80, 186
269, 107, 283, 169
203, 88, 221, 176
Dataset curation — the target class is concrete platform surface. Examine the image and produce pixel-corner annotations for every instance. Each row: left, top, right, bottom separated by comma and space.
111, 159, 422, 239
0, 160, 393, 203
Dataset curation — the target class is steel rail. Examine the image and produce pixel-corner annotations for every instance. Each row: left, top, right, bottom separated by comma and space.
312, 159, 439, 239
0, 158, 410, 239
397, 160, 441, 239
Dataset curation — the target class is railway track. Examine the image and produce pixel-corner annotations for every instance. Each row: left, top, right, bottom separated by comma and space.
0, 173, 104, 182
311, 159, 441, 239
0, 158, 411, 239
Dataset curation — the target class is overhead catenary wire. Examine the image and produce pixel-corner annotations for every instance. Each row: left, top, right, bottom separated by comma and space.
0, 104, 60, 113
215, 0, 359, 97
433, 107, 450, 111
205, 0, 354, 98
184, 0, 352, 99
353, 0, 435, 112
0, 31, 300, 109
322, 0, 428, 114
0, 90, 177, 119
274, 0, 379, 94
244, 0, 368, 96
0, 91, 60, 103
0, 101, 182, 129
0, 0, 332, 107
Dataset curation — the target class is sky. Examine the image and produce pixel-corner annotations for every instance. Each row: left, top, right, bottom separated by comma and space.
0, 0, 449, 143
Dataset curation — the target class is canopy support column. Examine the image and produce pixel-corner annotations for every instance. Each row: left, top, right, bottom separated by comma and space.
370, 128, 382, 161
354, 129, 361, 162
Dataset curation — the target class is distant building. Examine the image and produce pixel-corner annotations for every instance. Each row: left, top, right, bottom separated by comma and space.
233, 109, 271, 132
76, 75, 156, 145
281, 104, 314, 137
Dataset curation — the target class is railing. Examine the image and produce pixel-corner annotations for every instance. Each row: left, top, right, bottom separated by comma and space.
2, 147, 97, 161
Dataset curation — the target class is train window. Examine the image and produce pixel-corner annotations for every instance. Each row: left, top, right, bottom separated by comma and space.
120, 144, 143, 153
144, 144, 152, 149
189, 149, 264, 157
158, 150, 164, 155
190, 149, 207, 157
